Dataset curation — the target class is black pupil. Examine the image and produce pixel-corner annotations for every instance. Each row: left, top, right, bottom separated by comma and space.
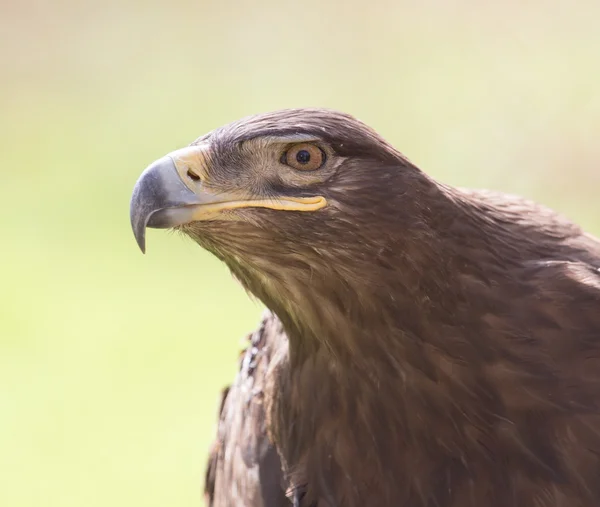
296, 150, 311, 164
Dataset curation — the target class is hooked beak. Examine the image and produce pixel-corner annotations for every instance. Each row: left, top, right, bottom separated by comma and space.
130, 152, 206, 253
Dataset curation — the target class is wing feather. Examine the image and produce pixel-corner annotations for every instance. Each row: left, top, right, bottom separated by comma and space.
204, 311, 290, 507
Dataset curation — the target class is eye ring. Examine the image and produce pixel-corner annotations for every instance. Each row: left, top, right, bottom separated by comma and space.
282, 143, 326, 171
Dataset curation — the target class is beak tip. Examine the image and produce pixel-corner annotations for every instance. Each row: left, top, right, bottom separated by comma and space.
131, 218, 147, 254
130, 203, 148, 254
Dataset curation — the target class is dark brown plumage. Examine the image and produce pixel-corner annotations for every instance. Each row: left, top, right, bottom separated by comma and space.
130, 109, 600, 507
204, 312, 289, 507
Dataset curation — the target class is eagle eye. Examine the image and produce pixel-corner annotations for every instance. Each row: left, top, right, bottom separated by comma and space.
282, 143, 326, 171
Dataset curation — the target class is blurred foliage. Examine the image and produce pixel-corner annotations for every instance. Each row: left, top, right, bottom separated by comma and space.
0, 0, 598, 506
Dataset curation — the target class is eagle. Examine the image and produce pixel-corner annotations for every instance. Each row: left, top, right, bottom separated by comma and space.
129, 108, 600, 507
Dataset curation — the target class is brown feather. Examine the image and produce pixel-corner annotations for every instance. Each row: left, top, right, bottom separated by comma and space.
204, 312, 289, 507
177, 109, 600, 507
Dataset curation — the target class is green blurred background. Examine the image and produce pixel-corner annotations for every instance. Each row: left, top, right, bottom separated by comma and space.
1, 0, 598, 505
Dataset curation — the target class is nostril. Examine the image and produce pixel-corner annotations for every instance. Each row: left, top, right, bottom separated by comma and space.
187, 169, 201, 182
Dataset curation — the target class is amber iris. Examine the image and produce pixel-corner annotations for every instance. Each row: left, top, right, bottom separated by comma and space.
284, 144, 325, 171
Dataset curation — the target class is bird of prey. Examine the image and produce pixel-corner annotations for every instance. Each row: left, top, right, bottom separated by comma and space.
130, 108, 600, 507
